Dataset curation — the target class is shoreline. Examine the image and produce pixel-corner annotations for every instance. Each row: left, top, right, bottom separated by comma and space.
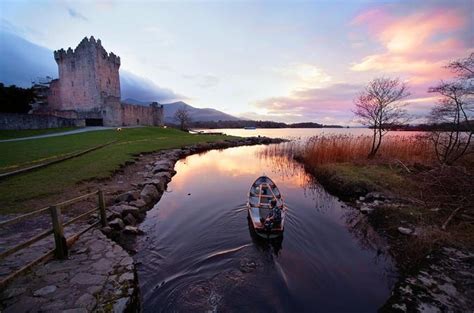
101, 136, 287, 311
296, 161, 473, 312
2, 135, 470, 312
0, 136, 285, 312
100, 136, 286, 250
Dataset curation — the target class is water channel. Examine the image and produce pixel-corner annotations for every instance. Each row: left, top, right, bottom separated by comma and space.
135, 143, 396, 312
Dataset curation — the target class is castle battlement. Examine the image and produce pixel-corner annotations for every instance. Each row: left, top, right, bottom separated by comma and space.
53, 36, 120, 66
44, 36, 163, 127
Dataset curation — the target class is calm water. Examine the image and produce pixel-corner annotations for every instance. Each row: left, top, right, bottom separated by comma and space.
198, 127, 423, 139
135, 144, 396, 312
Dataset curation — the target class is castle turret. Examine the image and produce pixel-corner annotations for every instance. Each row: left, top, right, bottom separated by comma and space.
43, 36, 164, 127
52, 36, 121, 111
150, 102, 164, 126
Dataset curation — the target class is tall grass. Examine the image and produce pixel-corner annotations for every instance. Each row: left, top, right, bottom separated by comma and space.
263, 134, 436, 166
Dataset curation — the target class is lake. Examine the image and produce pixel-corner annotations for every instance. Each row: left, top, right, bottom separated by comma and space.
135, 142, 397, 312
196, 127, 423, 139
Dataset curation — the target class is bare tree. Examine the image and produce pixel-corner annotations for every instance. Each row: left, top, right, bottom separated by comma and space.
353, 77, 410, 158
174, 106, 192, 131
428, 54, 473, 165
446, 52, 474, 83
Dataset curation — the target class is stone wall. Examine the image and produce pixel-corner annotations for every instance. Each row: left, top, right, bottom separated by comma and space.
37, 110, 79, 119
0, 113, 85, 130
122, 103, 162, 126
150, 103, 164, 126
46, 79, 61, 110
103, 96, 123, 126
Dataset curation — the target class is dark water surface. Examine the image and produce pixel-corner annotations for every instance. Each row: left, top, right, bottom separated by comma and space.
135, 145, 396, 313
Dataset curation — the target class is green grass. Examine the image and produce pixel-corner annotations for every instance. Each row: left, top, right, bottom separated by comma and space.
0, 127, 237, 213
0, 127, 78, 140
321, 163, 409, 191
1, 128, 119, 172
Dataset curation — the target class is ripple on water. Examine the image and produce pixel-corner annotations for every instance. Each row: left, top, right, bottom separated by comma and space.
135, 145, 397, 313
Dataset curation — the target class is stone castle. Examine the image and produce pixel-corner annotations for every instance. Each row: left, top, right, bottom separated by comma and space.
33, 36, 163, 127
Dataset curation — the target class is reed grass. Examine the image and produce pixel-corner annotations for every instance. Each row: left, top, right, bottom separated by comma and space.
264, 134, 436, 166
263, 134, 473, 270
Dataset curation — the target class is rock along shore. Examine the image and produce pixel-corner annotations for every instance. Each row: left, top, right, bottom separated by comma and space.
100, 137, 286, 251
0, 136, 285, 312
299, 164, 474, 312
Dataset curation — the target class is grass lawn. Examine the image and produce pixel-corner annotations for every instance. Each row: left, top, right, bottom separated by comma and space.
0, 127, 79, 140
0, 127, 237, 213
316, 162, 412, 193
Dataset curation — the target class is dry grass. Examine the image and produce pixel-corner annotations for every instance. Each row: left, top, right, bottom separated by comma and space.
262, 134, 474, 270
280, 134, 435, 166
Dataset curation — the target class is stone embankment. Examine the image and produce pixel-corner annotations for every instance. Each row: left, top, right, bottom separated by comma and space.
101, 137, 285, 249
0, 136, 284, 312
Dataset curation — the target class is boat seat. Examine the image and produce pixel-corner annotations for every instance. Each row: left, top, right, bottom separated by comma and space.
249, 196, 259, 206
249, 207, 261, 224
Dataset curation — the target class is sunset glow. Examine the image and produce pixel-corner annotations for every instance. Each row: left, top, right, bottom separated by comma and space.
1, 0, 472, 124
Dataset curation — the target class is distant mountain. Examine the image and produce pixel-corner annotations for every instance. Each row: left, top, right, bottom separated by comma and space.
123, 99, 240, 123
0, 31, 56, 86
0, 31, 239, 123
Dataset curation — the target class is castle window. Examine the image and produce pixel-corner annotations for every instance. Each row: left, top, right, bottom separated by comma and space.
71, 61, 75, 70
71, 81, 74, 87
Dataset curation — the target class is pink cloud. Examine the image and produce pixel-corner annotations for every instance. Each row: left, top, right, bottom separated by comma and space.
252, 4, 472, 124
253, 80, 444, 124
253, 83, 363, 123
350, 8, 392, 27
380, 10, 464, 52
351, 7, 472, 83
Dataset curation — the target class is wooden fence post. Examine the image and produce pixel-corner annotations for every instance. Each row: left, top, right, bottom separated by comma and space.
49, 205, 68, 259
98, 190, 108, 227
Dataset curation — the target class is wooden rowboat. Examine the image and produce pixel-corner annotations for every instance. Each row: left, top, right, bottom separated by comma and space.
247, 176, 286, 238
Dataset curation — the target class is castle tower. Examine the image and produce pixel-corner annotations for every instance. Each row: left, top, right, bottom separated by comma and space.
40, 36, 164, 127
52, 36, 121, 111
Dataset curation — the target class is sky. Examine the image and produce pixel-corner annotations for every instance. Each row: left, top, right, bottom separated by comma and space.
0, 0, 473, 124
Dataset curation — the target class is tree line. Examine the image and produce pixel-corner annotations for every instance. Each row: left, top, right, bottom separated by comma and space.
0, 83, 35, 114
172, 116, 344, 130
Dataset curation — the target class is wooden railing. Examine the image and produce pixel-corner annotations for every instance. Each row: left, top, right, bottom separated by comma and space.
0, 190, 108, 289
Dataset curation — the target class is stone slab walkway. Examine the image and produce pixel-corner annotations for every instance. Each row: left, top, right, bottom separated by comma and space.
0, 204, 107, 282
0, 229, 137, 312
